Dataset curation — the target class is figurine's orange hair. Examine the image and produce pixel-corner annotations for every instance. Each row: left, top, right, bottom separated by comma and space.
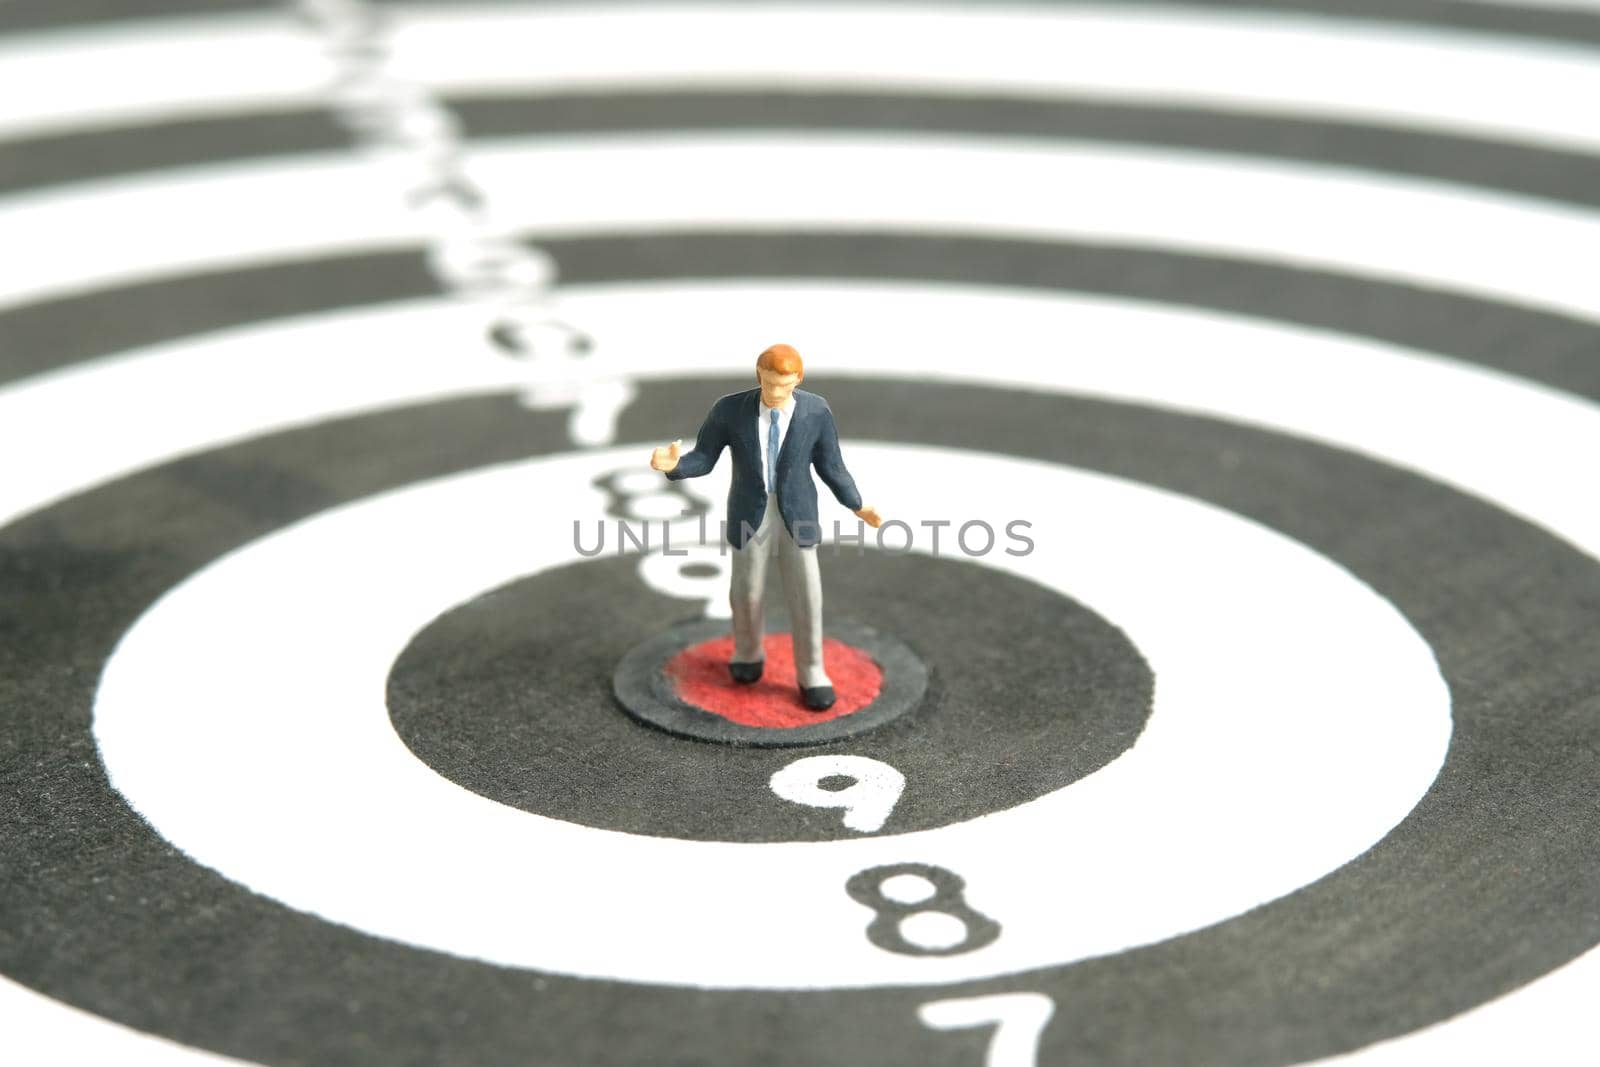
757, 344, 804, 377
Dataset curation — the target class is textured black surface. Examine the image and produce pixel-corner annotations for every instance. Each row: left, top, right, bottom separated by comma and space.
393, 557, 1146, 835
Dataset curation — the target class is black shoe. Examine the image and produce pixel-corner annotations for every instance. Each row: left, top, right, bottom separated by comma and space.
729, 660, 764, 684
800, 685, 836, 711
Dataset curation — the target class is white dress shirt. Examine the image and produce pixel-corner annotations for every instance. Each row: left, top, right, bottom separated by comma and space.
755, 395, 796, 491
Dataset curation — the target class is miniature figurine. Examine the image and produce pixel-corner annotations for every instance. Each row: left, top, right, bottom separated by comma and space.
650, 345, 883, 710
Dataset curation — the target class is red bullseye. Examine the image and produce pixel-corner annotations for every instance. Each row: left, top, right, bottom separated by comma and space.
665, 633, 883, 728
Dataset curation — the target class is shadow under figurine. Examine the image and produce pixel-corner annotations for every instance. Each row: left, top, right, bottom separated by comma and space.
649, 344, 884, 711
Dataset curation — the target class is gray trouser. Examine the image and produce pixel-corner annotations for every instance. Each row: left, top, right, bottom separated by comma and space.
729, 494, 830, 688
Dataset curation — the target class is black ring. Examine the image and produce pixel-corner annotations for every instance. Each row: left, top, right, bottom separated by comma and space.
3, 377, 1598, 1065
9, 89, 1600, 206
7, 232, 1600, 404
387, 548, 1152, 841
5, 0, 1599, 46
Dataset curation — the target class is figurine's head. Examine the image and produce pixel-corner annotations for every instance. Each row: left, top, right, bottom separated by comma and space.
756, 344, 804, 408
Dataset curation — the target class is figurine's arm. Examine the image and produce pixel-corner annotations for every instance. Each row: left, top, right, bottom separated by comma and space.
813, 405, 881, 527
812, 408, 860, 508
656, 400, 729, 480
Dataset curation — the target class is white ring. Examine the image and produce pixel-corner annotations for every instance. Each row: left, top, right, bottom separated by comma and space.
93, 442, 1450, 988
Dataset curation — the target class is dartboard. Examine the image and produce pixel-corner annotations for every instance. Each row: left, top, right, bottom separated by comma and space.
4, 1, 1600, 1064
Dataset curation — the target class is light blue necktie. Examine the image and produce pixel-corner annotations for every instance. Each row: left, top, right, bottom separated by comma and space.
767, 408, 781, 491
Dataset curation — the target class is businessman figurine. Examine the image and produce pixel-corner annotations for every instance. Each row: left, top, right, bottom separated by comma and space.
650, 345, 883, 711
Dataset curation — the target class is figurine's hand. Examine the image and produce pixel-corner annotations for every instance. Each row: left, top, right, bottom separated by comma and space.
854, 505, 884, 529
650, 440, 682, 473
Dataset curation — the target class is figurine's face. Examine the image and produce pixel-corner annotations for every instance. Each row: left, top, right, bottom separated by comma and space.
757, 368, 802, 408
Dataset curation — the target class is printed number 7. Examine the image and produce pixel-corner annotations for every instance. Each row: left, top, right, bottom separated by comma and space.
917, 993, 1056, 1067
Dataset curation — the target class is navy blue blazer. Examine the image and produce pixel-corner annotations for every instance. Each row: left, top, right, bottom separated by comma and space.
667, 388, 862, 548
